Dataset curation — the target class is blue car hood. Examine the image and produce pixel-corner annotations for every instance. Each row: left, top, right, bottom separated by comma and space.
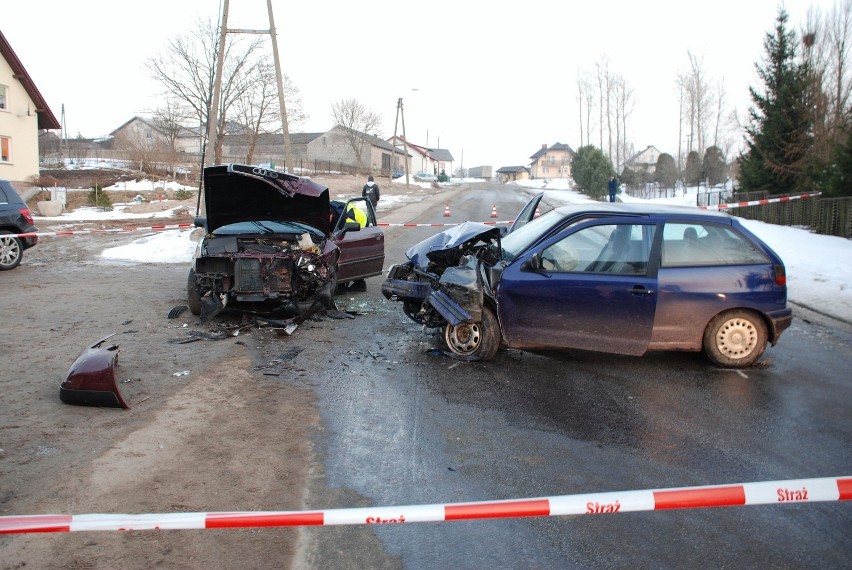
406, 221, 502, 270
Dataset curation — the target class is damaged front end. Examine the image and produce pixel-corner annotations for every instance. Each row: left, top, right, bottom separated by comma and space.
381, 222, 503, 328
191, 230, 337, 321
59, 335, 128, 409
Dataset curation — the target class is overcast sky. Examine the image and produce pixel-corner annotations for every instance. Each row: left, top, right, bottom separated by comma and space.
3, 0, 842, 170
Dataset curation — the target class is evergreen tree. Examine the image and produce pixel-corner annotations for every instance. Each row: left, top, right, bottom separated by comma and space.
683, 150, 702, 185
654, 153, 678, 188
702, 146, 728, 186
738, 9, 813, 194
571, 146, 613, 199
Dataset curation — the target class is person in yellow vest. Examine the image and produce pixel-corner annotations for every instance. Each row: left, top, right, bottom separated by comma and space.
346, 202, 367, 228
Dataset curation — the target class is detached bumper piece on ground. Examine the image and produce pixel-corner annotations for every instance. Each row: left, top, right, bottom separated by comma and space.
59, 334, 129, 409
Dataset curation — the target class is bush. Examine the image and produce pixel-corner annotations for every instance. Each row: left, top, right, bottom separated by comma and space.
87, 185, 113, 209
173, 189, 194, 200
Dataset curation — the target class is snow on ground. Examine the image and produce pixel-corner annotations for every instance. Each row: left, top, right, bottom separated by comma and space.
34, 177, 851, 323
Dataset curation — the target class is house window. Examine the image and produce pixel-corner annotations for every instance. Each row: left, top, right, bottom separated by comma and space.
0, 85, 7, 110
1, 136, 11, 162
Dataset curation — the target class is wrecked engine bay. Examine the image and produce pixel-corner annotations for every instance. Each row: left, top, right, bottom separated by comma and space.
192, 229, 337, 320
381, 222, 505, 329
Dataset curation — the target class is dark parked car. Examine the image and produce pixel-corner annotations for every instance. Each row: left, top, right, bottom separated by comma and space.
0, 180, 38, 270
188, 164, 384, 319
382, 196, 792, 368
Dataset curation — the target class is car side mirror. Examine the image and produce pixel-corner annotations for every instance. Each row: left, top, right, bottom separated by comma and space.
336, 220, 361, 238
522, 253, 542, 272
193, 216, 206, 228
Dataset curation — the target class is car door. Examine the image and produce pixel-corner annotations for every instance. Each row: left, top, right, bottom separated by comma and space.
496, 219, 659, 356
507, 193, 544, 234
333, 197, 385, 281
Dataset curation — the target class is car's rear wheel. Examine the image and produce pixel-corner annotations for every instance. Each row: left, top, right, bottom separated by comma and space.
187, 269, 202, 316
703, 309, 768, 368
443, 307, 500, 361
0, 231, 24, 270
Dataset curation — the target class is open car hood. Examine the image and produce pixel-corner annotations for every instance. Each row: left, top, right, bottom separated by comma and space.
201, 164, 331, 235
406, 221, 502, 270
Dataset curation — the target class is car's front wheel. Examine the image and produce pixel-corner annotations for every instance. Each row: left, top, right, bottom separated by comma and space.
703, 309, 768, 368
443, 307, 501, 361
0, 231, 24, 270
187, 269, 202, 316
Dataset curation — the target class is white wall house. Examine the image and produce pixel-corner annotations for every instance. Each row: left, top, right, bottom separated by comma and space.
0, 30, 60, 182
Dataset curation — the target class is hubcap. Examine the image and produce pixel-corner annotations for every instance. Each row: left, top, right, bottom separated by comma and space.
715, 317, 757, 359
445, 322, 481, 355
0, 237, 21, 267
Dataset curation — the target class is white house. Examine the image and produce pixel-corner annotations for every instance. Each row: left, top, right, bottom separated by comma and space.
0, 30, 60, 181
622, 145, 663, 175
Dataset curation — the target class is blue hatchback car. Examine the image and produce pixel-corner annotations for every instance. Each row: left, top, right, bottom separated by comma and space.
382, 195, 792, 368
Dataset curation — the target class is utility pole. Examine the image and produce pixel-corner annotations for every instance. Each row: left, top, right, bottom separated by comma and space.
208, 0, 293, 170
206, 0, 228, 166
266, 0, 293, 171
391, 98, 410, 186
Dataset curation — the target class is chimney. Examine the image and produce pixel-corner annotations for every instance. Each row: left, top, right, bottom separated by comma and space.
542, 144, 547, 150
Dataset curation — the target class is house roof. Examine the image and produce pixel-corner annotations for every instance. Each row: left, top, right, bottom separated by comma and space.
497, 166, 529, 173
530, 142, 575, 160
387, 135, 453, 162
624, 145, 663, 165
430, 148, 454, 162
0, 30, 60, 130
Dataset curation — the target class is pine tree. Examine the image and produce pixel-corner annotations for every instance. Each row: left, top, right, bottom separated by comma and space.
571, 146, 612, 199
738, 9, 813, 194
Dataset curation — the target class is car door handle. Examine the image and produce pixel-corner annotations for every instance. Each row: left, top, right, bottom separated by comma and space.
630, 285, 654, 295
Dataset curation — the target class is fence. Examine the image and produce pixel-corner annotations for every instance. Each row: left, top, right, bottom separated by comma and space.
734, 193, 852, 238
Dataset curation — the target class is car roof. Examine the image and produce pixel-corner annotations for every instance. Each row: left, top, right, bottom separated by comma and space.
552, 201, 734, 222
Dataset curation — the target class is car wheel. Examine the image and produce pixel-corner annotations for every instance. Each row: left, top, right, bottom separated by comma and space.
443, 307, 500, 361
703, 309, 768, 368
187, 269, 202, 316
321, 267, 339, 310
0, 231, 24, 271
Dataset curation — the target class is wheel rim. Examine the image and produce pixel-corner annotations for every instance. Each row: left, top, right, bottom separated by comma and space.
715, 317, 758, 359
0, 237, 21, 267
445, 322, 481, 355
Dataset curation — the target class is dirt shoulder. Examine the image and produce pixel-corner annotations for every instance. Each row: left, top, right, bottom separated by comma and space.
1, 173, 460, 569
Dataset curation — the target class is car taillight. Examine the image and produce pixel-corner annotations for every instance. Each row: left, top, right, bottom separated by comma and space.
19, 208, 34, 225
773, 264, 787, 287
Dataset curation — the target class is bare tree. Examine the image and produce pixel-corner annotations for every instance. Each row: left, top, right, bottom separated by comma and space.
676, 73, 688, 169
152, 98, 191, 176
613, 74, 634, 170
331, 98, 382, 173
576, 71, 595, 149
146, 17, 264, 164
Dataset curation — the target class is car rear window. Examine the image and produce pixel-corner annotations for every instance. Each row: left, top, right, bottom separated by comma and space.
661, 222, 769, 267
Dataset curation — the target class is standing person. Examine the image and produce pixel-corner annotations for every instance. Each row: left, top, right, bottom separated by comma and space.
362, 175, 380, 211
608, 174, 619, 203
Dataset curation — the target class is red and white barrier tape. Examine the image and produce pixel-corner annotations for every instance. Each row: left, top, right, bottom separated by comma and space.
1, 476, 847, 534
5, 222, 196, 239
699, 191, 821, 210
377, 220, 512, 228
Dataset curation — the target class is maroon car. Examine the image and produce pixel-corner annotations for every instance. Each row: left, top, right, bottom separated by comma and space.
188, 164, 384, 320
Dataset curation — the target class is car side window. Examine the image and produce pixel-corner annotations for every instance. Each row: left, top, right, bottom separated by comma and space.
661, 222, 769, 267
541, 223, 655, 275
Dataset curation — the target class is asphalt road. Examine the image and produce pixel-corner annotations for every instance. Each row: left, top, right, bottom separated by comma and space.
294, 182, 852, 568
2, 182, 848, 569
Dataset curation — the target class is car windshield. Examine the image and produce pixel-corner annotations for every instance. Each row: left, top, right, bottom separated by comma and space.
212, 220, 323, 237
501, 209, 563, 262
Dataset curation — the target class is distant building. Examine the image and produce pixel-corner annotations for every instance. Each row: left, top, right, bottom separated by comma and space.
496, 166, 530, 183
468, 166, 492, 180
387, 135, 454, 176
529, 143, 574, 179
621, 145, 663, 175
